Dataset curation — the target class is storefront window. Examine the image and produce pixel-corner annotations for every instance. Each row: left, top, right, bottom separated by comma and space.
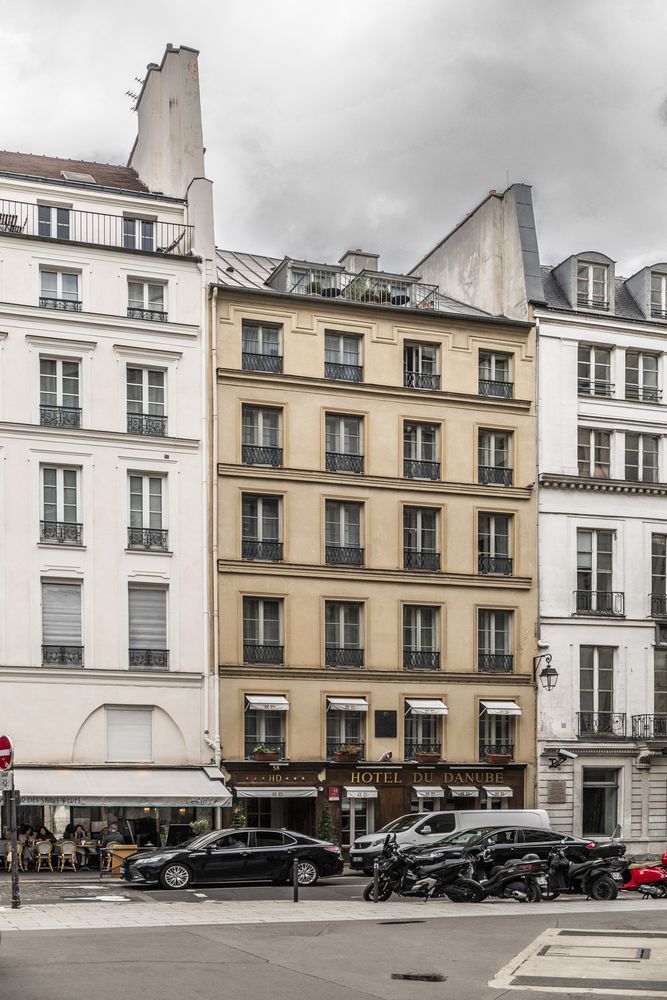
341, 793, 373, 848
245, 799, 272, 828
582, 768, 619, 836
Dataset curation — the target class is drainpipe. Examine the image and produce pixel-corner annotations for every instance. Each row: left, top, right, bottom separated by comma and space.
206, 284, 222, 827
533, 313, 544, 810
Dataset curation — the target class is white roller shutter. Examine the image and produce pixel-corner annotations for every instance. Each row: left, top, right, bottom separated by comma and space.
106, 707, 152, 762
42, 583, 82, 644
129, 588, 167, 648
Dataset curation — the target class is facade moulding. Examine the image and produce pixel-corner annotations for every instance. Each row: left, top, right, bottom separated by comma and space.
0, 421, 199, 449
540, 474, 667, 497
0, 302, 199, 338
217, 665, 535, 684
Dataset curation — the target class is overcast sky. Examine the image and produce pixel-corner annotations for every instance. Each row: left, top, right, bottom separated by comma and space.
2, 0, 667, 275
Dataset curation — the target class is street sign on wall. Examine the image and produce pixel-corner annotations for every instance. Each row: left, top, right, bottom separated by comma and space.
0, 770, 13, 792
0, 735, 13, 771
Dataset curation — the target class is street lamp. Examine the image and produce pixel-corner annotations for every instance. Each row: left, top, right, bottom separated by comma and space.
533, 653, 558, 691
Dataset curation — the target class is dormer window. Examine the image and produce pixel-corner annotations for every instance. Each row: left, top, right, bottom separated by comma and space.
577, 262, 608, 310
651, 273, 667, 319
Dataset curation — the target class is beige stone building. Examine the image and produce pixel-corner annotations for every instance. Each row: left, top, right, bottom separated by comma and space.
212, 248, 538, 849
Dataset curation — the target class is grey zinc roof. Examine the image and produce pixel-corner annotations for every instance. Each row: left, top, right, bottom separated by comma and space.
215, 248, 495, 319
540, 266, 646, 321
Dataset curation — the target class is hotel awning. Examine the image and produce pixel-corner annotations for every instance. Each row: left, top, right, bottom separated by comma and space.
480, 700, 522, 716
413, 786, 445, 799
448, 785, 479, 798
235, 786, 317, 799
13, 767, 232, 807
245, 695, 290, 711
327, 697, 369, 712
405, 699, 448, 716
483, 785, 514, 799
344, 786, 378, 799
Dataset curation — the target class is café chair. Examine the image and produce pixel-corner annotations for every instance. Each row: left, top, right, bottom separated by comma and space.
5, 848, 24, 872
103, 842, 123, 872
35, 840, 54, 872
58, 840, 77, 872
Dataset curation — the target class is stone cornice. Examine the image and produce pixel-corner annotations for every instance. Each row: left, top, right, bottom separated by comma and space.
218, 665, 535, 684
540, 473, 667, 496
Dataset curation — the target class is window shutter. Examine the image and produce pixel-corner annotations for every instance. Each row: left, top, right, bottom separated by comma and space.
42, 583, 82, 644
106, 707, 152, 762
129, 588, 167, 649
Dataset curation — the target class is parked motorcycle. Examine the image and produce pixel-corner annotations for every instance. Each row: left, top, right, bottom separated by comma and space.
362, 834, 485, 902
472, 850, 547, 902
611, 852, 667, 898
543, 845, 619, 900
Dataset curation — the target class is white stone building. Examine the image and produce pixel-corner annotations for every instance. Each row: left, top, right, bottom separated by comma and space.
412, 185, 667, 854
0, 45, 229, 845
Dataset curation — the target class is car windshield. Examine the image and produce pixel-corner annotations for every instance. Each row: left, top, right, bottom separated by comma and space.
429, 828, 497, 847
377, 814, 426, 834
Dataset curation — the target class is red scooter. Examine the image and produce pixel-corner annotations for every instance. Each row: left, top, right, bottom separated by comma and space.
611, 852, 667, 898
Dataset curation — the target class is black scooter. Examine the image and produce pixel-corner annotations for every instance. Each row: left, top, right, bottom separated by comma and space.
362, 834, 485, 902
543, 845, 619, 900
473, 850, 547, 902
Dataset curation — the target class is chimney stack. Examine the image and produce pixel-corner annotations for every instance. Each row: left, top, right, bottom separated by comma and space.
339, 249, 380, 274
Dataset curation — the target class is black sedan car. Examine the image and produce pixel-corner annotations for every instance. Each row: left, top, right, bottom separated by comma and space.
408, 826, 625, 871
121, 827, 344, 889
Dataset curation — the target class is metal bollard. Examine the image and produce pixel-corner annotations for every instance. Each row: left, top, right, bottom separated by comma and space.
373, 858, 379, 903
292, 858, 299, 903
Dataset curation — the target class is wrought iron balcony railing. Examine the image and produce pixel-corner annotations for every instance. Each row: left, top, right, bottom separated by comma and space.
403, 459, 440, 481
574, 590, 625, 616
324, 361, 363, 382
325, 647, 364, 668
40, 404, 82, 428
404, 371, 440, 391
129, 648, 170, 669
127, 307, 168, 323
242, 445, 283, 467
39, 296, 82, 311
650, 593, 667, 618
479, 742, 514, 761
326, 545, 364, 566
127, 527, 169, 552
0, 198, 193, 254
42, 645, 83, 667
577, 380, 614, 397
479, 378, 513, 399
651, 307, 667, 320
632, 715, 667, 739
243, 643, 284, 665
478, 554, 513, 576
404, 549, 440, 572
577, 297, 609, 310
405, 742, 442, 760
244, 739, 286, 759
326, 740, 366, 760
289, 267, 440, 311
326, 452, 364, 474
403, 649, 441, 670
577, 712, 626, 737
478, 653, 514, 673
40, 521, 83, 545
479, 465, 513, 486
626, 385, 662, 403
242, 539, 283, 561
242, 352, 283, 374
127, 412, 168, 436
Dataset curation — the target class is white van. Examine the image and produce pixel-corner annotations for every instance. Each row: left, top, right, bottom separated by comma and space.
349, 809, 551, 873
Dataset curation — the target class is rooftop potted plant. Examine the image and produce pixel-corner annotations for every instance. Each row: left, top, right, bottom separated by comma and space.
307, 279, 322, 296
253, 743, 281, 762
414, 746, 441, 764
333, 744, 361, 763
485, 749, 511, 765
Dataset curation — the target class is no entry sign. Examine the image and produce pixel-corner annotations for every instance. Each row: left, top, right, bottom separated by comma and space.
0, 735, 13, 771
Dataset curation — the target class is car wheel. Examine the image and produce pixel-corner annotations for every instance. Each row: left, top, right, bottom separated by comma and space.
589, 876, 618, 901
159, 862, 193, 890
296, 860, 319, 886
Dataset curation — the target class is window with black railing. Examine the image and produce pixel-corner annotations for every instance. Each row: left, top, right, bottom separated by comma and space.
652, 536, 667, 618
478, 430, 512, 486
326, 708, 364, 759
576, 529, 623, 615
40, 521, 83, 545
578, 427, 611, 479
325, 413, 363, 474
324, 331, 363, 382
129, 648, 170, 669
40, 269, 81, 312
478, 513, 512, 576
577, 344, 613, 396
128, 587, 168, 670
576, 262, 609, 310
41, 467, 81, 546
403, 507, 439, 572
579, 646, 615, 737
325, 602, 363, 667
478, 609, 513, 672
242, 405, 283, 467
244, 737, 286, 760
127, 367, 167, 437
243, 597, 283, 664
479, 351, 513, 398
127, 280, 167, 322
479, 707, 514, 761
404, 342, 440, 390
632, 714, 667, 739
127, 527, 169, 551
242, 495, 282, 561
577, 712, 626, 737
479, 742, 514, 761
625, 351, 660, 402
242, 322, 283, 373
244, 704, 286, 760
403, 422, 440, 481
42, 582, 82, 667
40, 357, 81, 428
129, 475, 167, 551
325, 501, 363, 566
405, 705, 441, 761
651, 272, 667, 320
42, 645, 83, 666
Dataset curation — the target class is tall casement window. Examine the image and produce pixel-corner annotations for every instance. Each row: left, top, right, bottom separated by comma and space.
325, 501, 363, 566
477, 610, 513, 673
403, 507, 440, 572
579, 646, 618, 735
404, 342, 440, 390
38, 205, 70, 240
242, 405, 282, 467
576, 529, 623, 615
325, 601, 363, 667
243, 695, 288, 759
479, 352, 513, 398
403, 422, 440, 480
478, 513, 512, 575
40, 270, 80, 310
404, 699, 446, 761
242, 495, 282, 561
403, 605, 440, 670
651, 534, 667, 618
478, 430, 512, 486
326, 697, 367, 760
243, 597, 283, 665
42, 581, 82, 666
128, 474, 168, 551
41, 466, 81, 545
128, 587, 168, 669
582, 768, 619, 836
324, 332, 363, 382
40, 357, 81, 428
625, 351, 660, 402
106, 707, 153, 763
577, 262, 609, 309
478, 702, 518, 762
577, 345, 612, 397
127, 280, 166, 322
123, 217, 155, 251
126, 367, 167, 436
577, 428, 611, 478
625, 433, 659, 483
325, 413, 363, 473
634, 647, 667, 739
242, 322, 282, 373
650, 272, 667, 319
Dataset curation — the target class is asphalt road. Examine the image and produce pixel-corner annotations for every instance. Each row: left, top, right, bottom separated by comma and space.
1, 908, 665, 1000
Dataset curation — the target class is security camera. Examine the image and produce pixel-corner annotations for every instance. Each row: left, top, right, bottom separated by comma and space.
536, 639, 550, 650
557, 749, 577, 760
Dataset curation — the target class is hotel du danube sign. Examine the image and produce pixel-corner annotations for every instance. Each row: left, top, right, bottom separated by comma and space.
233, 767, 513, 786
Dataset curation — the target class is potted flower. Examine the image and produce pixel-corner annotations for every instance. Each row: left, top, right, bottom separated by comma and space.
190, 818, 211, 836
414, 746, 441, 764
376, 287, 392, 305
307, 280, 322, 296
485, 750, 511, 765
253, 743, 281, 762
333, 744, 361, 763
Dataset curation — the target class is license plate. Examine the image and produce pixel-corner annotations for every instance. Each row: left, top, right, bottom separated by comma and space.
612, 873, 624, 881
351, 856, 363, 864
536, 877, 547, 886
